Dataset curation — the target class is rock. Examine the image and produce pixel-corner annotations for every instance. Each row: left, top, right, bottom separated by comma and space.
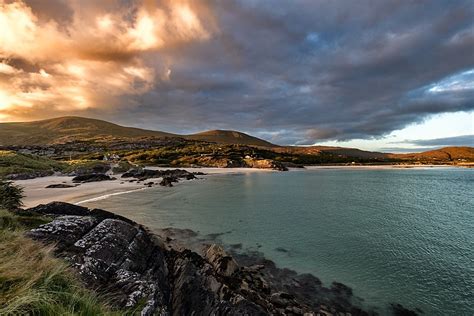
168, 249, 268, 315
26, 202, 91, 216
204, 244, 239, 277
185, 173, 196, 180
270, 292, 296, 307
243, 158, 288, 171
391, 303, 420, 316
45, 184, 77, 188
72, 174, 114, 183
122, 169, 161, 180
122, 169, 196, 182
71, 162, 111, 176
159, 176, 177, 187
331, 282, 353, 297
27, 206, 170, 314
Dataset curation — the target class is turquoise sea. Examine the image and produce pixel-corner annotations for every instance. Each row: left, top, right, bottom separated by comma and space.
83, 168, 474, 315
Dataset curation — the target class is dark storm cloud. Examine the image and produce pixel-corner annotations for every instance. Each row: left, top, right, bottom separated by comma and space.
2, 0, 474, 144
115, 0, 474, 144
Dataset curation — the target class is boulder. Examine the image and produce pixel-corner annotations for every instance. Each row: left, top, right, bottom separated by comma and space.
204, 244, 239, 277
72, 173, 114, 183
46, 184, 77, 188
159, 176, 178, 187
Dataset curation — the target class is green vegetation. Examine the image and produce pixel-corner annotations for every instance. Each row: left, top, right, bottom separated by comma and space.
0, 180, 24, 210
118, 142, 390, 167
0, 150, 65, 179
111, 161, 134, 174
62, 160, 111, 175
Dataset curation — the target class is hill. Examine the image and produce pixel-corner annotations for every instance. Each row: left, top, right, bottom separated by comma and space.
0, 117, 175, 146
0, 116, 275, 147
275, 146, 388, 159
388, 146, 474, 161
184, 130, 275, 147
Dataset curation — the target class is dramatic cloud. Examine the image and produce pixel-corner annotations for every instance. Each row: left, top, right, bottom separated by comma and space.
0, 0, 215, 120
0, 0, 473, 143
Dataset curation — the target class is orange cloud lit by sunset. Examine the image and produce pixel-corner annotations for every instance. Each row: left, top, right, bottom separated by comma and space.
0, 0, 215, 121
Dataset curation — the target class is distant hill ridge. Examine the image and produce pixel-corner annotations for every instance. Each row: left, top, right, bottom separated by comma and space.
0, 116, 275, 147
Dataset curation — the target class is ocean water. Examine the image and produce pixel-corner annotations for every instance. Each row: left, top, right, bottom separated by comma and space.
82, 168, 474, 315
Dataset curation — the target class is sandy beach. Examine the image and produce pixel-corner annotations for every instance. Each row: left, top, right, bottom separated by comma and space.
15, 175, 145, 208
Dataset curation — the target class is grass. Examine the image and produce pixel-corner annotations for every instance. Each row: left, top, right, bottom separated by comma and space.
0, 209, 124, 315
61, 160, 111, 175
0, 151, 65, 178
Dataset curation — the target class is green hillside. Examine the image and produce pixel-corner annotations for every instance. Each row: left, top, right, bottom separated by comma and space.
0, 117, 275, 147
0, 151, 64, 178
0, 117, 175, 146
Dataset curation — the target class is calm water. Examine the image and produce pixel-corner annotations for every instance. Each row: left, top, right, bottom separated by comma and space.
83, 168, 474, 315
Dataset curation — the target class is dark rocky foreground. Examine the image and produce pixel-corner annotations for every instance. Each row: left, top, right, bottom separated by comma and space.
23, 202, 418, 316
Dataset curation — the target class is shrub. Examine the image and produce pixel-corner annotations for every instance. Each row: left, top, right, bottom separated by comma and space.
0, 181, 24, 210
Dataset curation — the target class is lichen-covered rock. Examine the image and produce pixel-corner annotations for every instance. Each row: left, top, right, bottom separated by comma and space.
27, 203, 171, 315
28, 215, 99, 251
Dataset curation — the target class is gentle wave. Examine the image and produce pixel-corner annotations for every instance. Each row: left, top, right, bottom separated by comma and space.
75, 187, 148, 205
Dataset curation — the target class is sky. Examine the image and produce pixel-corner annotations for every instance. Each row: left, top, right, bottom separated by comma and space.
0, 0, 473, 152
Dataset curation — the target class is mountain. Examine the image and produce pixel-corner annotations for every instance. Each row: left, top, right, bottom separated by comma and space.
0, 116, 275, 147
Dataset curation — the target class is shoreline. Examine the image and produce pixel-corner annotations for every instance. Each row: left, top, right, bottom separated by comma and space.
16, 167, 277, 208
16, 165, 463, 208
303, 164, 460, 170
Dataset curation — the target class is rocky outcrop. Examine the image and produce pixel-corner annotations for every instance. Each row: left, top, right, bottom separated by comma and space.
72, 174, 114, 183
243, 158, 288, 171
69, 162, 111, 176
122, 168, 198, 188
24, 202, 411, 316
